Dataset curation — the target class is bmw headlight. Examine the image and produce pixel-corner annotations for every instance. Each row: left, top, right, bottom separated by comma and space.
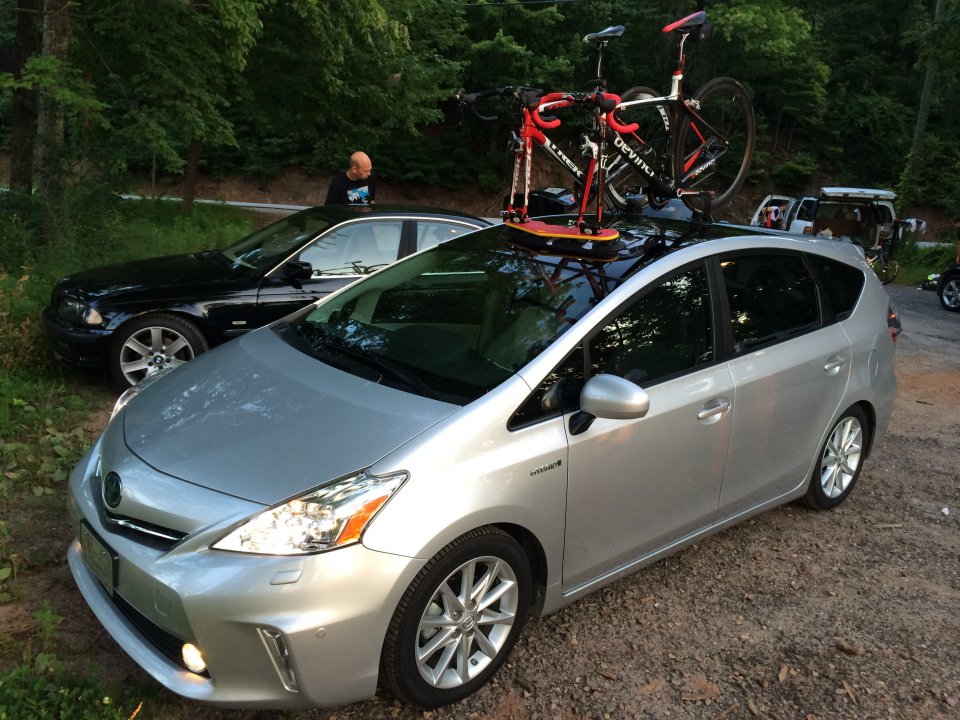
57, 296, 103, 325
213, 470, 408, 555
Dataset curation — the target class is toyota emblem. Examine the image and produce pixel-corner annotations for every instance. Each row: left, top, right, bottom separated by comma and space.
102, 471, 123, 508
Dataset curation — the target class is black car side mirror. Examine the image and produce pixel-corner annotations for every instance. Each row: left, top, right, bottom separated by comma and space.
283, 260, 314, 280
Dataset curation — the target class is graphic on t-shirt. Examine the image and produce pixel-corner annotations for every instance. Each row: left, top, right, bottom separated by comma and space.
347, 186, 371, 204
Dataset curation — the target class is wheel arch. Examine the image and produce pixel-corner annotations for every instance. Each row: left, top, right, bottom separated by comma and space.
492, 522, 549, 615
111, 307, 213, 344
854, 400, 878, 459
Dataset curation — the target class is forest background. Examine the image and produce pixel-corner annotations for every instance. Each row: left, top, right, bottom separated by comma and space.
1, 0, 960, 271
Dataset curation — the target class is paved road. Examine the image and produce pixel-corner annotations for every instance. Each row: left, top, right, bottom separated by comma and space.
886, 282, 959, 370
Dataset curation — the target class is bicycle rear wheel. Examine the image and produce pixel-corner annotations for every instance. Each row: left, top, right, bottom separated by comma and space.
672, 77, 754, 215
604, 86, 669, 210
873, 256, 900, 285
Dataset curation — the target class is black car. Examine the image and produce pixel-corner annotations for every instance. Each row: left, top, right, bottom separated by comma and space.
44, 205, 491, 387
936, 263, 960, 312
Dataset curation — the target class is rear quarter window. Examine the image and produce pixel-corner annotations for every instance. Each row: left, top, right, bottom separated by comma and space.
805, 254, 865, 321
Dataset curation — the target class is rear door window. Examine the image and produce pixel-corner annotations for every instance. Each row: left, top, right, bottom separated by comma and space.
805, 254, 865, 321
720, 252, 821, 354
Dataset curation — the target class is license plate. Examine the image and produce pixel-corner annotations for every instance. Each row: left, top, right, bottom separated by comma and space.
80, 522, 116, 594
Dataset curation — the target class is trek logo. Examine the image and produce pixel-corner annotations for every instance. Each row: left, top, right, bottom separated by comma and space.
544, 141, 581, 176
613, 135, 656, 177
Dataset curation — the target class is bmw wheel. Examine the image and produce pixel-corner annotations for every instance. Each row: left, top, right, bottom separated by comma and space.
108, 313, 208, 388
381, 527, 531, 708
805, 406, 870, 510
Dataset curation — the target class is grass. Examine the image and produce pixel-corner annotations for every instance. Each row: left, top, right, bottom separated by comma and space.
892, 234, 955, 286
0, 194, 253, 718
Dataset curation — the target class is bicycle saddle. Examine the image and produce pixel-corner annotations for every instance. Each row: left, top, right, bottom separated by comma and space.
662, 10, 706, 34
583, 25, 624, 43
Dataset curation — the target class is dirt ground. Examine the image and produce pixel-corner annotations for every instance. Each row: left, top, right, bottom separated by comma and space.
2, 210, 958, 719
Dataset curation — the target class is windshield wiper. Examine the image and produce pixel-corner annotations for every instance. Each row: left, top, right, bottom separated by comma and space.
202, 249, 232, 268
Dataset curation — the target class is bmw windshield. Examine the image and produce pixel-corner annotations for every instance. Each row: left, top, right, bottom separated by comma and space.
220, 209, 333, 270
280, 230, 614, 404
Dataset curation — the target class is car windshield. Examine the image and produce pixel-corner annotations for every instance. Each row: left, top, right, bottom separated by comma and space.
221, 209, 333, 271
283, 229, 617, 404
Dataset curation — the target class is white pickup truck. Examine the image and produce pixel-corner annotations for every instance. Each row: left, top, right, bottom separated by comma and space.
751, 187, 898, 249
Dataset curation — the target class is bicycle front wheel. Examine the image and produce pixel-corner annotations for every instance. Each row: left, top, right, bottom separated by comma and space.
672, 77, 754, 215
605, 86, 669, 210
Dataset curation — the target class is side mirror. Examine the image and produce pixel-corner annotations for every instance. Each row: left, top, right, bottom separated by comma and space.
569, 374, 650, 435
283, 260, 313, 280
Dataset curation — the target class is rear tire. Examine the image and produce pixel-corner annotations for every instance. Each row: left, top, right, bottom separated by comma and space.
605, 86, 669, 210
673, 77, 755, 214
805, 406, 870, 510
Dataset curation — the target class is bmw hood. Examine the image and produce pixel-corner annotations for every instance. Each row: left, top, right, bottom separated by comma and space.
58, 252, 238, 300
121, 328, 460, 504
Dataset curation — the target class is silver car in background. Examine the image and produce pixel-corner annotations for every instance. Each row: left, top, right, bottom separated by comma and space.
67, 217, 897, 709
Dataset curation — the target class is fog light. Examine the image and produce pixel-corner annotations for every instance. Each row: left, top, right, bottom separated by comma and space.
181, 643, 206, 674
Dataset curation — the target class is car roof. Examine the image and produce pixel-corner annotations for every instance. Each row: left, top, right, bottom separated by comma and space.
485, 215, 795, 285
302, 204, 491, 224
819, 187, 896, 202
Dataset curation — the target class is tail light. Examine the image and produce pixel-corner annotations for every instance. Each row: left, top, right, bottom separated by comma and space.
887, 303, 902, 342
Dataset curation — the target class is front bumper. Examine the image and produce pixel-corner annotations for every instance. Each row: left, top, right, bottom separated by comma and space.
67, 447, 425, 709
43, 306, 112, 368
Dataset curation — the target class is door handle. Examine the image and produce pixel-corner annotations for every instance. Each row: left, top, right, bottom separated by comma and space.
824, 355, 847, 373
697, 398, 731, 421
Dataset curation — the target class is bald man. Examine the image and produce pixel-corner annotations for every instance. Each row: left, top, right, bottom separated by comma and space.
325, 151, 376, 205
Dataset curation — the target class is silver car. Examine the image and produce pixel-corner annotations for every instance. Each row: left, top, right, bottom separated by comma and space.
67, 217, 897, 709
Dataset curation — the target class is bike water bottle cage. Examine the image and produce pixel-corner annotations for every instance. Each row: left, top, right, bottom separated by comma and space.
583, 25, 624, 43
662, 10, 706, 35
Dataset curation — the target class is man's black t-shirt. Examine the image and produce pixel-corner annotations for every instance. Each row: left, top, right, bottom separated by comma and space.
325, 172, 375, 205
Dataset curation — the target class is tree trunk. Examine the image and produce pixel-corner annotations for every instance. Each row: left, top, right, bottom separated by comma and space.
36, 0, 72, 242
181, 138, 201, 214
10, 0, 41, 195
901, 0, 946, 208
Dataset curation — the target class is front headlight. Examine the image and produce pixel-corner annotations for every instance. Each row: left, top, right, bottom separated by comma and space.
109, 366, 174, 420
57, 296, 103, 325
213, 470, 408, 555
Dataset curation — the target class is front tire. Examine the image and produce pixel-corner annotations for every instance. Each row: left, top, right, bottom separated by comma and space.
108, 313, 208, 388
380, 527, 531, 708
673, 77, 755, 215
939, 275, 960, 311
805, 406, 870, 510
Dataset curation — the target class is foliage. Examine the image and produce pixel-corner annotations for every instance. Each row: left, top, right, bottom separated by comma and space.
0, 605, 136, 720
1, 0, 959, 225
894, 237, 955, 284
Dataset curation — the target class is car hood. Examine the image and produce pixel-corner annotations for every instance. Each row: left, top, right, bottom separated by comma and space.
58, 252, 242, 301
122, 328, 460, 505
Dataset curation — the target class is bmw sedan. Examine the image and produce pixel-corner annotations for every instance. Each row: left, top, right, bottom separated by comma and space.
67, 215, 897, 709
44, 205, 490, 387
